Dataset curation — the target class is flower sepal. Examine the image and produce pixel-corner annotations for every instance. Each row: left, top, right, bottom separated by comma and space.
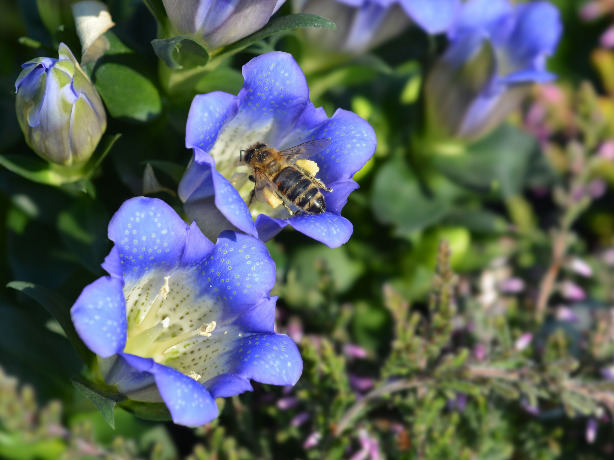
72, 374, 174, 428
0, 133, 120, 191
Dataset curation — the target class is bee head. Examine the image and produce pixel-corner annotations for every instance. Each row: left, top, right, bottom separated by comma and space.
242, 142, 267, 164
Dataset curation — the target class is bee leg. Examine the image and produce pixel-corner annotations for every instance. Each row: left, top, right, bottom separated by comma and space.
248, 175, 255, 183
312, 177, 332, 193
247, 188, 255, 207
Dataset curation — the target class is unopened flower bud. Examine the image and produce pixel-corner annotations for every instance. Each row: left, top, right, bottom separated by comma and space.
15, 43, 106, 168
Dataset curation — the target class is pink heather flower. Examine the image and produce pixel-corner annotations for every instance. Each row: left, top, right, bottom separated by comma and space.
601, 25, 614, 48
499, 277, 525, 293
560, 280, 586, 301
474, 344, 486, 361
586, 418, 598, 444
556, 306, 579, 322
291, 412, 310, 427
515, 333, 533, 351
277, 396, 299, 410
343, 344, 368, 359
603, 248, 614, 266
567, 257, 593, 277
521, 399, 540, 416
349, 374, 375, 393
303, 432, 321, 449
588, 179, 608, 199
598, 140, 614, 160
580, 1, 604, 21
601, 365, 614, 381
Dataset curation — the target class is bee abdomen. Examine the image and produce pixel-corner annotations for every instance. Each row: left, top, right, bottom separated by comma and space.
274, 167, 304, 194
305, 195, 326, 214
274, 166, 327, 214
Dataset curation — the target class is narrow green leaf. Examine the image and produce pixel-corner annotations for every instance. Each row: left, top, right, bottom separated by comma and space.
146, 160, 188, 184
57, 197, 110, 274
85, 133, 122, 175
214, 14, 336, 57
7, 281, 93, 363
72, 377, 124, 429
152, 35, 210, 70
0, 154, 69, 186
119, 400, 172, 422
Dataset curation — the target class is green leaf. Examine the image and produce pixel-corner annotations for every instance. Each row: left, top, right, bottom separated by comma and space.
91, 32, 162, 122
214, 13, 336, 57
72, 377, 125, 429
84, 133, 122, 177
371, 158, 462, 236
119, 399, 172, 422
146, 160, 189, 184
152, 35, 210, 70
57, 197, 110, 274
0, 154, 73, 186
433, 125, 539, 198
7, 281, 93, 363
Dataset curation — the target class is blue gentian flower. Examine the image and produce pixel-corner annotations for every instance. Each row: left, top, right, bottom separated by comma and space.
71, 197, 302, 427
424, 0, 562, 141
162, 0, 286, 51
295, 0, 461, 53
15, 43, 106, 168
178, 52, 376, 248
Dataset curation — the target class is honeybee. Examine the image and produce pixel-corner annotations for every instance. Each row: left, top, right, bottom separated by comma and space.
240, 139, 332, 215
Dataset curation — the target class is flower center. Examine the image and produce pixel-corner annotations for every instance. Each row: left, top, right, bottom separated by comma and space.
122, 272, 228, 380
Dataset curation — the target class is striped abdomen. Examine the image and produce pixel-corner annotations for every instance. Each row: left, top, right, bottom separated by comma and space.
273, 166, 326, 214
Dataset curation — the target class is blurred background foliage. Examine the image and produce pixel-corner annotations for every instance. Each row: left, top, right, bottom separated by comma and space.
2, 0, 614, 458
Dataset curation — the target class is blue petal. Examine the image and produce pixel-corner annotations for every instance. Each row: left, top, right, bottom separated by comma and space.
108, 197, 189, 284
181, 222, 215, 266
180, 150, 257, 240
200, 0, 278, 49
400, 0, 461, 34
254, 214, 288, 242
451, 0, 512, 39
120, 353, 219, 426
185, 92, 239, 152
235, 51, 310, 144
288, 212, 353, 248
102, 354, 157, 398
498, 69, 556, 85
101, 246, 122, 279
235, 296, 277, 333
508, 2, 562, 64
324, 180, 359, 215
71, 276, 126, 358
194, 231, 276, 314
204, 373, 253, 398
305, 109, 376, 185
229, 333, 302, 386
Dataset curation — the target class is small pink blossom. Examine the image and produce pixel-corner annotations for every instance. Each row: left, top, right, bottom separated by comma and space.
499, 278, 525, 293
303, 432, 321, 449
567, 257, 593, 277
598, 140, 614, 160
586, 418, 598, 444
277, 397, 299, 410
601, 25, 614, 48
349, 374, 375, 393
291, 412, 310, 427
556, 306, 579, 322
343, 344, 368, 359
515, 333, 533, 351
560, 281, 586, 301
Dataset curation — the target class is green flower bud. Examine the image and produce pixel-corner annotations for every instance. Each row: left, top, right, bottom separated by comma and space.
15, 43, 106, 168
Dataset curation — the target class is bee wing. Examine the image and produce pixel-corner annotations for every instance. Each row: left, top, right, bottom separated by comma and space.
252, 168, 280, 203
278, 138, 331, 160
